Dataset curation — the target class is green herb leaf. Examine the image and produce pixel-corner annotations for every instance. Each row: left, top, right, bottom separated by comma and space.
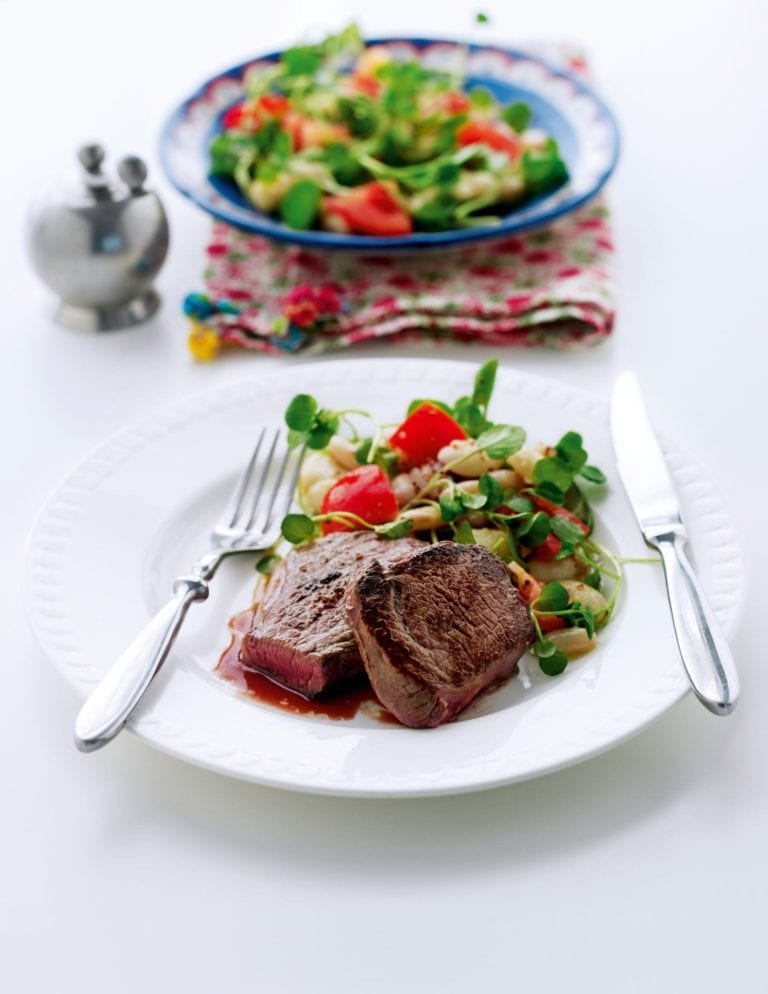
459, 490, 487, 511
284, 393, 318, 432
478, 473, 504, 510
454, 520, 476, 544
550, 516, 586, 544
538, 647, 568, 676
584, 569, 602, 590
279, 180, 321, 231
501, 101, 532, 133
475, 11, 490, 24
471, 359, 498, 412
534, 481, 566, 505
281, 513, 317, 544
532, 456, 573, 495
306, 410, 339, 450
355, 438, 373, 463
580, 465, 607, 485
281, 45, 322, 77
469, 86, 495, 110
517, 510, 550, 548
504, 496, 534, 514
535, 582, 570, 613
556, 431, 587, 472
255, 554, 282, 575
535, 638, 558, 659
375, 518, 414, 539
452, 396, 489, 438
439, 491, 465, 522
476, 423, 526, 459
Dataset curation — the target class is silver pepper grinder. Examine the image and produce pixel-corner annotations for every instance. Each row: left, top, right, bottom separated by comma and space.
28, 143, 170, 331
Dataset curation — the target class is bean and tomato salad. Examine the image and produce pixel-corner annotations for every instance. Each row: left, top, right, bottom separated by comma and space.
266, 360, 622, 677
209, 24, 569, 236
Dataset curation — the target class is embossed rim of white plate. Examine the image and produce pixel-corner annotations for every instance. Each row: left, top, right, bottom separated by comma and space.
24, 360, 743, 797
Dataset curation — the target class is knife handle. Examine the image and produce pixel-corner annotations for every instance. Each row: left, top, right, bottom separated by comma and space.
653, 532, 739, 715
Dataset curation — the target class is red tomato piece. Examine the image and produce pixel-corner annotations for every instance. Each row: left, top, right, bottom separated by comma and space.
536, 613, 568, 634
528, 495, 590, 534
388, 402, 468, 467
456, 120, 523, 158
222, 101, 262, 133
257, 94, 290, 117
320, 464, 399, 534
528, 533, 563, 562
322, 182, 413, 237
436, 91, 472, 115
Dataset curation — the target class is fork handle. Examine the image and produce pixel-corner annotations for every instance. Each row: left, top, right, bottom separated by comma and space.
74, 577, 209, 751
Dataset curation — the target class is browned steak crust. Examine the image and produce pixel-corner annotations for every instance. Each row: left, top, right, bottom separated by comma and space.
347, 542, 535, 727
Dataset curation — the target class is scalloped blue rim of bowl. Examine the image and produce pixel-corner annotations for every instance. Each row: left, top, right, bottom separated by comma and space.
158, 36, 621, 251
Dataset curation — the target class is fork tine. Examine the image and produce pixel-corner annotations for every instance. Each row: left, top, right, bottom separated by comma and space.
251, 443, 304, 534
238, 428, 280, 530
219, 427, 267, 529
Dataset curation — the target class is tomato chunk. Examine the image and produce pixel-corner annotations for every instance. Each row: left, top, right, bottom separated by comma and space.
528, 495, 590, 534
322, 182, 412, 237
389, 402, 468, 467
222, 101, 261, 133
528, 533, 563, 561
257, 94, 290, 117
320, 464, 399, 534
456, 120, 522, 158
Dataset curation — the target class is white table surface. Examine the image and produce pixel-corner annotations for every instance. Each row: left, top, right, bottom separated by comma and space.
3, 1, 766, 990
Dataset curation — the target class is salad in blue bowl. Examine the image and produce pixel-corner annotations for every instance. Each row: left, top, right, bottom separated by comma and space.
160, 25, 619, 250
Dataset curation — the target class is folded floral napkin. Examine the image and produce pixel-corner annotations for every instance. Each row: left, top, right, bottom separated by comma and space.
183, 48, 615, 361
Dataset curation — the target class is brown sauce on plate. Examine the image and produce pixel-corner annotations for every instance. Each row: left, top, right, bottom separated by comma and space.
215, 609, 396, 723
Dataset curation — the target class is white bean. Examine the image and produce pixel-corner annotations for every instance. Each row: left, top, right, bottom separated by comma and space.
507, 445, 546, 484
560, 581, 609, 621
527, 556, 585, 583
401, 505, 442, 531
299, 451, 342, 490
304, 477, 336, 515
546, 627, 596, 656
327, 435, 360, 470
438, 438, 504, 478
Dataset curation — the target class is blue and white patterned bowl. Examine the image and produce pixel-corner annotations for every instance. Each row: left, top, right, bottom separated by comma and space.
159, 38, 620, 251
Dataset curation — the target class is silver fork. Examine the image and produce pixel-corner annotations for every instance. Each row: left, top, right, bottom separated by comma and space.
74, 428, 302, 752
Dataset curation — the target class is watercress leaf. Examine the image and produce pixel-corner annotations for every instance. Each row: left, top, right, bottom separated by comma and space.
584, 569, 602, 590
459, 490, 487, 510
580, 465, 607, 485
255, 554, 282, 575
471, 359, 498, 412
284, 393, 318, 432
572, 604, 597, 639
517, 510, 550, 547
374, 448, 400, 475
454, 520, 476, 544
478, 473, 504, 510
306, 419, 338, 450
535, 638, 557, 659
287, 428, 308, 449
535, 581, 570, 613
556, 431, 587, 471
550, 516, 586, 544
501, 101, 532, 133
439, 491, 464, 522
476, 423, 526, 459
534, 481, 566, 504
532, 456, 574, 494
281, 45, 322, 76
475, 11, 490, 24
453, 396, 488, 438
355, 438, 373, 463
539, 648, 568, 676
505, 496, 534, 514
375, 518, 414, 539
469, 85, 495, 110
279, 180, 321, 231
281, 513, 317, 544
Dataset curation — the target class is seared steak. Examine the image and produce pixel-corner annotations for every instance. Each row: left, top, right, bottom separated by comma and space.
240, 531, 425, 697
347, 542, 535, 728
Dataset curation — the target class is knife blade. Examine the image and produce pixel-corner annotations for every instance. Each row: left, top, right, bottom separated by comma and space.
610, 371, 739, 715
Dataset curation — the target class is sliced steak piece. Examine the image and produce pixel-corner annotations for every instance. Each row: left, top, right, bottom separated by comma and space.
240, 531, 425, 697
347, 542, 535, 728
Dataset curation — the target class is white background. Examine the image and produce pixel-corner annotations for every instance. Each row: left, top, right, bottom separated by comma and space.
2, 0, 766, 991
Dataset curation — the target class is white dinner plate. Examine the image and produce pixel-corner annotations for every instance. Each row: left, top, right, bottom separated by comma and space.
24, 359, 743, 796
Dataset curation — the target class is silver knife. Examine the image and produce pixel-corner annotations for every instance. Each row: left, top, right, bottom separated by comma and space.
610, 370, 739, 715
